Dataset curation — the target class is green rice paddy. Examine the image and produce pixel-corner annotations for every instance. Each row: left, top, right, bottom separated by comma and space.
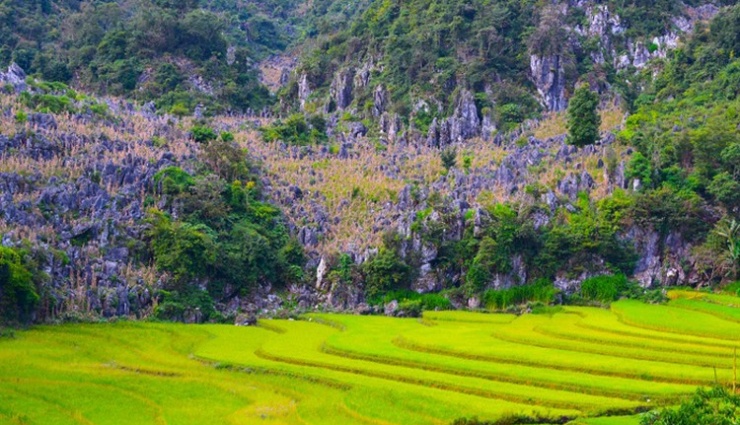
1, 292, 739, 425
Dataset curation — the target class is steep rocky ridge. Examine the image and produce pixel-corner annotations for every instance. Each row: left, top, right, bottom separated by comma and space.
2, 2, 739, 322
282, 0, 718, 139
0, 50, 730, 320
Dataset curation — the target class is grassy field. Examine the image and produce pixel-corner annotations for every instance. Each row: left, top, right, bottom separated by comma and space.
1, 294, 740, 425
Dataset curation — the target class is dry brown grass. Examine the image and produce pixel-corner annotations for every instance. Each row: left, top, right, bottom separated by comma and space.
532, 108, 626, 140
0, 88, 629, 258
599, 108, 625, 132
533, 113, 567, 140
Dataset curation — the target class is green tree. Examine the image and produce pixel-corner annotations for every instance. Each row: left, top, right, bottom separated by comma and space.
190, 125, 218, 143
440, 147, 457, 171
626, 152, 653, 190
715, 219, 740, 280
709, 172, 740, 210
0, 247, 40, 324
641, 386, 740, 425
566, 84, 601, 147
363, 248, 411, 298
145, 210, 217, 287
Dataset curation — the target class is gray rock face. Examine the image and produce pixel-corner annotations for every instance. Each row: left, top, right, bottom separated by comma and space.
298, 226, 319, 246
384, 300, 399, 316
347, 122, 368, 139
0, 63, 27, 92
298, 73, 311, 110
481, 112, 496, 141
328, 280, 363, 310
380, 113, 402, 141
0, 126, 183, 319
373, 85, 388, 117
530, 54, 568, 111
413, 263, 442, 293
194, 104, 204, 119
425, 90, 481, 147
629, 226, 662, 287
330, 69, 355, 110
449, 90, 480, 142
625, 226, 701, 288
316, 256, 329, 289
29, 113, 57, 131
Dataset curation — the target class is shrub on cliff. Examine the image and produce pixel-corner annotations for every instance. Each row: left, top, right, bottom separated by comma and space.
641, 386, 740, 425
566, 84, 601, 147
363, 248, 412, 299
0, 247, 41, 325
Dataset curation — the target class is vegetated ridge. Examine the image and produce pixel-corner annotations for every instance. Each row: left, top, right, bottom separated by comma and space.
0, 0, 739, 323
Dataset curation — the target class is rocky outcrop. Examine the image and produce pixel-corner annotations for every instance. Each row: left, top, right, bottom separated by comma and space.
530, 54, 568, 112
298, 73, 311, 110
0, 63, 27, 93
379, 112, 402, 141
449, 90, 480, 142
372, 85, 388, 117
0, 130, 181, 320
426, 90, 481, 146
628, 227, 704, 288
529, 3, 718, 110
329, 69, 355, 111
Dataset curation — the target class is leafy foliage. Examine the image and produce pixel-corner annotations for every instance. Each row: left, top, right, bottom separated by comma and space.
0, 246, 42, 325
0, 0, 281, 113
370, 289, 453, 311
363, 248, 412, 299
190, 125, 218, 143
440, 147, 457, 171
261, 114, 327, 145
483, 278, 557, 310
641, 386, 740, 425
145, 139, 303, 321
566, 84, 601, 147
580, 274, 628, 303
614, 6, 740, 283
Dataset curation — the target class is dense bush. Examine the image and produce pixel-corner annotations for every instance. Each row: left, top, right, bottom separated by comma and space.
363, 248, 412, 299
145, 140, 304, 321
154, 288, 218, 322
566, 84, 601, 147
483, 279, 557, 310
618, 6, 740, 263
0, 246, 41, 325
641, 386, 740, 425
190, 126, 218, 143
425, 191, 636, 301
371, 289, 453, 311
261, 114, 327, 145
579, 274, 628, 303
0, 0, 280, 112
452, 412, 574, 425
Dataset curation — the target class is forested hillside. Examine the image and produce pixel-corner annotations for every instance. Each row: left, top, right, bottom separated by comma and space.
280, 0, 726, 130
0, 0, 739, 325
1, 0, 295, 113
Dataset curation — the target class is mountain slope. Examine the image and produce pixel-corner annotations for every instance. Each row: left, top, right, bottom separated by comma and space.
279, 0, 721, 135
0, 1, 739, 323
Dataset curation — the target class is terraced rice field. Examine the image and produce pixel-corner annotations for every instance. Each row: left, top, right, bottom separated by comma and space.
1, 293, 740, 425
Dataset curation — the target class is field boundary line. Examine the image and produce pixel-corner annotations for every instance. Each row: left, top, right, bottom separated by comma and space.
192, 356, 353, 390
534, 324, 734, 359
319, 342, 678, 403
392, 336, 712, 386
492, 328, 732, 369
575, 321, 740, 350
254, 348, 602, 412
612, 308, 740, 342
669, 299, 740, 324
